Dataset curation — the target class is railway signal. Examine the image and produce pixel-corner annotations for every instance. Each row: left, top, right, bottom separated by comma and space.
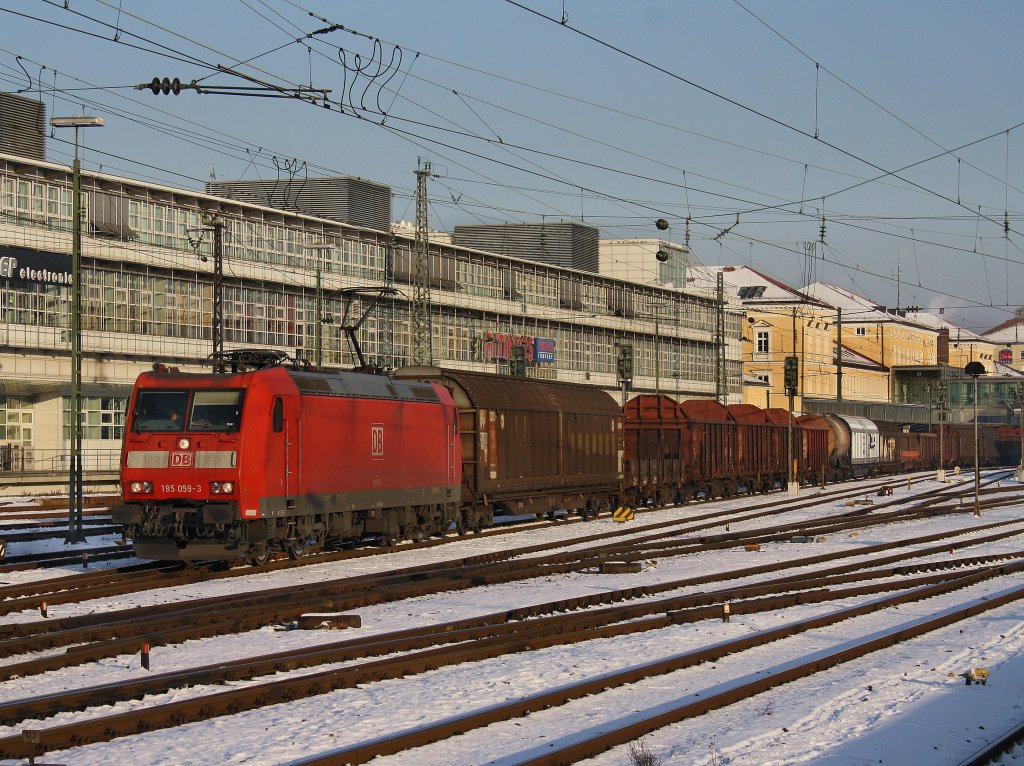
510, 346, 526, 377
784, 355, 799, 396
617, 345, 633, 383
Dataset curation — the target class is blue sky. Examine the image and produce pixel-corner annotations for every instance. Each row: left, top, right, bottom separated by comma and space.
2, 0, 1022, 332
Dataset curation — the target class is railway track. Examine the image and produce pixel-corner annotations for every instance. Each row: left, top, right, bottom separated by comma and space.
0, 470, 988, 611
3, 542, 1023, 762
1, 474, 1021, 763
295, 577, 1024, 766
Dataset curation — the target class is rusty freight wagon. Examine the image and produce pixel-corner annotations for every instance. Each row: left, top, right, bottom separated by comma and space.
394, 367, 623, 530
728, 404, 790, 493
622, 394, 688, 507
622, 396, 740, 504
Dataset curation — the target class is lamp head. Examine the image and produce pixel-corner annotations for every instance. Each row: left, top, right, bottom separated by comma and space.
50, 116, 105, 128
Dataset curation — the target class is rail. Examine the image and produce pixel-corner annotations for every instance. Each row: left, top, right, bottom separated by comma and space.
0, 446, 120, 475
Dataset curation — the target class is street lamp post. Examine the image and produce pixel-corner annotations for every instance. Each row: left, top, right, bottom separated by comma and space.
965, 361, 985, 516
1017, 382, 1024, 484
935, 379, 947, 482
50, 115, 104, 545
646, 300, 671, 398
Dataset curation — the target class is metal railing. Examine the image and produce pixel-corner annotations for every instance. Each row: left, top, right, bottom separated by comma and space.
0, 445, 121, 475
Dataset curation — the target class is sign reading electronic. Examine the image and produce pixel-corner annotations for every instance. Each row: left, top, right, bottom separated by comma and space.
0, 245, 73, 287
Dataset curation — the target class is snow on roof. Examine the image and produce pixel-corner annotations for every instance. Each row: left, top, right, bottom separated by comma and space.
982, 310, 1024, 342
688, 265, 828, 306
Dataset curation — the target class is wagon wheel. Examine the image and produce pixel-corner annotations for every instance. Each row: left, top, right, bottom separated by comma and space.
625, 487, 640, 510
247, 542, 270, 567
286, 536, 307, 560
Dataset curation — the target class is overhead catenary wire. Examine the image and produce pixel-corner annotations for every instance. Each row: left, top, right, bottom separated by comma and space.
4, 1, 1022, 327
502, 0, 1023, 242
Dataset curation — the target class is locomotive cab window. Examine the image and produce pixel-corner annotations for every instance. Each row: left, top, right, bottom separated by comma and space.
133, 390, 190, 432
189, 389, 243, 432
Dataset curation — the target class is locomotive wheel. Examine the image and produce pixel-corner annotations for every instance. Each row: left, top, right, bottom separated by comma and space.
286, 537, 307, 560
247, 542, 270, 567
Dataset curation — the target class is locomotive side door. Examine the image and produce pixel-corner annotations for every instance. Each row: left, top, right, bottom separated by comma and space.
268, 395, 300, 509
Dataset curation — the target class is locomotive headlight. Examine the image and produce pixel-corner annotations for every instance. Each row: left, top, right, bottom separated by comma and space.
178, 437, 190, 450
211, 482, 222, 494
130, 481, 153, 494
210, 481, 235, 495
222, 481, 234, 493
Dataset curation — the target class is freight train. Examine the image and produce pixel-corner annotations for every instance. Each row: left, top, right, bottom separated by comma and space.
112, 351, 1015, 562
113, 351, 621, 562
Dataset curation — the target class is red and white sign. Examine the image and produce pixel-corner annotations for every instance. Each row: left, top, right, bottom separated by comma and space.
170, 451, 194, 467
484, 332, 535, 362
371, 423, 384, 460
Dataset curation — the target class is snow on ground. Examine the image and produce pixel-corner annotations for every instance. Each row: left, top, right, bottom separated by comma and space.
1, 473, 1024, 765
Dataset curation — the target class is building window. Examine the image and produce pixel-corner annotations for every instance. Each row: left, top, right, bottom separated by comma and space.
754, 373, 769, 384
756, 331, 769, 354
856, 327, 866, 336
63, 396, 126, 441
0, 395, 33, 445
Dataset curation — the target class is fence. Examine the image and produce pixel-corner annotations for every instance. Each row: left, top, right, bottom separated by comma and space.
0, 445, 121, 475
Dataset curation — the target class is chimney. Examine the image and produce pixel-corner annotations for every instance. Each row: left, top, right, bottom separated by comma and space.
937, 328, 950, 364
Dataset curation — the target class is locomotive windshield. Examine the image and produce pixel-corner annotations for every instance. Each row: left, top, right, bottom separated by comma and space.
189, 389, 243, 432
133, 388, 243, 432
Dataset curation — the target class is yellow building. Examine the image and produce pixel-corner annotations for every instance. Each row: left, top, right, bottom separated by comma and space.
691, 266, 835, 411
981, 308, 1024, 373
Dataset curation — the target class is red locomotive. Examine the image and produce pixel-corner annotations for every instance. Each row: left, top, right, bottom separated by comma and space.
114, 351, 461, 563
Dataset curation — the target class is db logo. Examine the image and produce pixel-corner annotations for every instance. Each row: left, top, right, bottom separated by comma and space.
170, 451, 193, 467
371, 424, 384, 459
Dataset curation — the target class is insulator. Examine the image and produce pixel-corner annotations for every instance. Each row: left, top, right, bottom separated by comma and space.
150, 76, 182, 95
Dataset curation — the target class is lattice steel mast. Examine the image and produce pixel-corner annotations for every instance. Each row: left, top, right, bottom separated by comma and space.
412, 160, 433, 365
